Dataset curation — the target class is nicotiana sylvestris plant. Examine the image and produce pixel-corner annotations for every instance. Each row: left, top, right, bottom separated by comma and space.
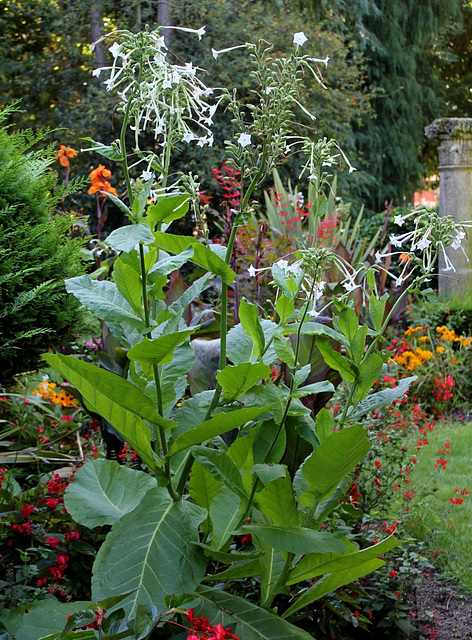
42, 26, 471, 640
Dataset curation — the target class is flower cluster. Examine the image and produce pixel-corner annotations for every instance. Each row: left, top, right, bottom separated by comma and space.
375, 208, 472, 286
185, 610, 240, 640
92, 27, 222, 152
56, 145, 77, 168
33, 380, 77, 408
88, 164, 118, 198
450, 488, 470, 505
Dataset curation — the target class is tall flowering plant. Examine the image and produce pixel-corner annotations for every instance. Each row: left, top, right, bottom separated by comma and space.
34, 25, 471, 640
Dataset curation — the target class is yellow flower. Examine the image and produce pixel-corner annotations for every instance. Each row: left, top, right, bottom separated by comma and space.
405, 326, 423, 336
418, 336, 430, 343
436, 346, 445, 354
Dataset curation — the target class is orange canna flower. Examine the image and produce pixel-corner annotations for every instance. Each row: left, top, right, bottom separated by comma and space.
88, 164, 118, 198
56, 145, 77, 168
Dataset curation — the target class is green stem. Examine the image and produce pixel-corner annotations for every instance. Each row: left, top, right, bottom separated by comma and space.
338, 287, 411, 427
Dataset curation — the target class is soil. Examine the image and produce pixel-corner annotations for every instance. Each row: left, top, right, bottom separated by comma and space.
409, 571, 472, 640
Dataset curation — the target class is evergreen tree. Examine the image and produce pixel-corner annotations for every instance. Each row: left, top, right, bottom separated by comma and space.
0, 105, 85, 385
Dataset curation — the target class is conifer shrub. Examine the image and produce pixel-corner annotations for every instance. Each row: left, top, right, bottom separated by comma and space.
0, 106, 84, 385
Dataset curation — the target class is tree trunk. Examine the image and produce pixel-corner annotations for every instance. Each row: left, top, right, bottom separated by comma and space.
157, 0, 174, 46
90, 0, 107, 71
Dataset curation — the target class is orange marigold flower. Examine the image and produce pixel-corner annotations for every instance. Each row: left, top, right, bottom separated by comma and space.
56, 145, 77, 168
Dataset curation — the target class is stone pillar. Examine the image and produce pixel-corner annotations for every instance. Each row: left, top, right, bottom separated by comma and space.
424, 118, 472, 297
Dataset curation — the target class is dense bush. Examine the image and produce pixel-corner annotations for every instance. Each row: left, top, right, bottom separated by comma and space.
0, 106, 84, 385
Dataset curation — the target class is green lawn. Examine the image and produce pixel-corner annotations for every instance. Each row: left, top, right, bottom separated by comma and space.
408, 419, 472, 592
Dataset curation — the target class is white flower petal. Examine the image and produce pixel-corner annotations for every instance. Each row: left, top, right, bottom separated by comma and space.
237, 133, 252, 148
293, 32, 308, 47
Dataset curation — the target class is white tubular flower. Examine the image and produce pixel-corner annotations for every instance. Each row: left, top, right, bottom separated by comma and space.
389, 235, 403, 248
237, 133, 252, 148
394, 214, 405, 226
164, 26, 206, 40
211, 44, 247, 59
293, 32, 308, 47
140, 169, 153, 181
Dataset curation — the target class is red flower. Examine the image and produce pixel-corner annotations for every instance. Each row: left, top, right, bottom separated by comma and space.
20, 503, 35, 519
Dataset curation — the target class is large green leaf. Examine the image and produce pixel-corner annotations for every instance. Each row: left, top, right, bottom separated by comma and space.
209, 486, 246, 550
148, 247, 194, 279
106, 224, 155, 253
348, 375, 417, 420
216, 362, 270, 402
42, 354, 171, 470
191, 446, 248, 500
237, 524, 347, 555
195, 585, 314, 640
239, 298, 265, 359
168, 405, 273, 457
299, 424, 371, 509
92, 487, 206, 615
64, 460, 157, 527
189, 459, 222, 510
355, 353, 384, 402
227, 320, 278, 366
282, 557, 385, 618
113, 256, 142, 313
128, 330, 196, 365
315, 336, 356, 382
0, 600, 90, 640
147, 194, 190, 225
287, 535, 398, 585
153, 232, 235, 284
254, 475, 300, 527
65, 276, 145, 331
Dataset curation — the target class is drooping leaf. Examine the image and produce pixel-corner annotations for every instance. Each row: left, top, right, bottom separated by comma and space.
191, 446, 248, 500
281, 322, 346, 345
113, 256, 142, 313
128, 330, 196, 366
209, 486, 246, 550
147, 195, 190, 225
227, 320, 278, 365
153, 232, 235, 284
272, 331, 295, 367
106, 224, 155, 253
188, 339, 220, 395
189, 459, 222, 510
239, 298, 265, 359
42, 354, 171, 470
65, 276, 145, 331
168, 405, 273, 457
195, 585, 314, 640
254, 475, 300, 527
82, 137, 124, 161
338, 307, 359, 342
287, 535, 398, 585
355, 353, 384, 402
64, 460, 157, 527
315, 408, 333, 444
250, 463, 286, 486
348, 375, 417, 420
292, 381, 335, 398
91, 487, 206, 615
315, 336, 356, 382
148, 247, 194, 279
237, 524, 347, 555
282, 557, 385, 618
216, 362, 270, 401
276, 295, 295, 324
299, 424, 371, 509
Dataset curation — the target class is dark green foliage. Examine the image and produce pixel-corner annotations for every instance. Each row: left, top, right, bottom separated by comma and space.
0, 105, 84, 385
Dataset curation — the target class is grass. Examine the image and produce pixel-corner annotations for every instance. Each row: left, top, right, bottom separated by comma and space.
407, 419, 472, 592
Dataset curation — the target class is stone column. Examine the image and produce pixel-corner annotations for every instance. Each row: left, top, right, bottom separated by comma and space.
424, 118, 472, 297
